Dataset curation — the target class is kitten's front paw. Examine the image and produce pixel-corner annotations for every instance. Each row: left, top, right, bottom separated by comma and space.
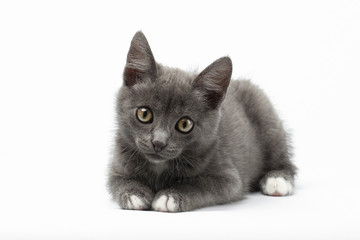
152, 192, 180, 212
119, 189, 154, 210
122, 194, 149, 210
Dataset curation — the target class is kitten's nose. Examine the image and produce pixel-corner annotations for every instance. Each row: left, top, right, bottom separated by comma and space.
152, 140, 167, 153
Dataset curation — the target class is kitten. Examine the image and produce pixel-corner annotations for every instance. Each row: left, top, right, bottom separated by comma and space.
107, 31, 297, 212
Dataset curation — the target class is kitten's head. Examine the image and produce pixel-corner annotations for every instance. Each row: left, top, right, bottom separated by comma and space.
117, 31, 232, 164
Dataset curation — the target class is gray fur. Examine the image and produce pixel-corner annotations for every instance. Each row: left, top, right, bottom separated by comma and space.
107, 31, 297, 212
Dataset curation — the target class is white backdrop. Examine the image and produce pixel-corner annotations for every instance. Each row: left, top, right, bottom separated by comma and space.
1, 1, 359, 239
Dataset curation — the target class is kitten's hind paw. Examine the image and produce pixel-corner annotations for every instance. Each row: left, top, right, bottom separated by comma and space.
260, 174, 294, 197
152, 194, 179, 212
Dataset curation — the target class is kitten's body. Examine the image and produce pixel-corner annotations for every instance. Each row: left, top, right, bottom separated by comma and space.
108, 32, 296, 212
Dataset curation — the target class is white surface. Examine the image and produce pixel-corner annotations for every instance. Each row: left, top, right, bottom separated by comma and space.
1, 0, 360, 239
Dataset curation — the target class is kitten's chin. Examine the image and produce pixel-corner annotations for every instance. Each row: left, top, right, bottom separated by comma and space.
148, 159, 166, 164
144, 153, 170, 164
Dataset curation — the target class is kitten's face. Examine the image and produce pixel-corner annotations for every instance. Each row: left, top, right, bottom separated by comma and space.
117, 32, 232, 164
119, 67, 219, 164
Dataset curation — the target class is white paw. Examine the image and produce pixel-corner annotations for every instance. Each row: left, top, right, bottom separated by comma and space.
152, 194, 179, 212
126, 195, 147, 210
262, 177, 293, 196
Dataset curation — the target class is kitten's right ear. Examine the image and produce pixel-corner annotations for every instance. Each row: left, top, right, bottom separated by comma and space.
123, 31, 157, 87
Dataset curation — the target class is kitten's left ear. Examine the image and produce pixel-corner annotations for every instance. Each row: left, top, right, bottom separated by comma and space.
193, 57, 232, 109
123, 31, 157, 87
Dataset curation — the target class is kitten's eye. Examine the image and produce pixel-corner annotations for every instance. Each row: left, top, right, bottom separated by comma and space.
136, 107, 153, 123
176, 117, 194, 134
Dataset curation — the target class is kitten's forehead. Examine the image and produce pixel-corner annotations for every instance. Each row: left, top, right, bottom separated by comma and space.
132, 65, 201, 114
157, 65, 195, 86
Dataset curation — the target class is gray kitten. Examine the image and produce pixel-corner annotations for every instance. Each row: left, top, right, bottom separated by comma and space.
107, 31, 297, 212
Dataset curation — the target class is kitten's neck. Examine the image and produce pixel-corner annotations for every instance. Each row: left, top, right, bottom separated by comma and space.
149, 161, 169, 175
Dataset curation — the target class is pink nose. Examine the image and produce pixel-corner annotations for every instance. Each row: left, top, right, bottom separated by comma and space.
152, 140, 167, 152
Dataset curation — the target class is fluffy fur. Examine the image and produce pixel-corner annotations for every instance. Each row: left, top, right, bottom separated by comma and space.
107, 31, 297, 212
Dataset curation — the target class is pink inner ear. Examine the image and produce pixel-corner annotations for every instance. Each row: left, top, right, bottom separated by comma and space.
123, 33, 157, 87
202, 90, 225, 109
124, 68, 139, 87
193, 57, 232, 109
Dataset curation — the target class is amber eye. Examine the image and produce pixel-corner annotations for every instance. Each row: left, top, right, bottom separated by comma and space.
176, 117, 194, 134
136, 107, 153, 123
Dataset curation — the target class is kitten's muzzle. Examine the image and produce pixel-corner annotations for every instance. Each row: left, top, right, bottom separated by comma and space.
152, 140, 167, 153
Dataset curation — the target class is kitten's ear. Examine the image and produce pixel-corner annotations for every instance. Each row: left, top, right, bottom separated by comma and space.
193, 57, 232, 109
123, 31, 157, 87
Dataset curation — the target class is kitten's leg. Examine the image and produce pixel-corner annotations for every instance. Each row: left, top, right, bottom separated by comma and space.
260, 170, 294, 196
152, 169, 243, 212
108, 175, 154, 210
236, 81, 297, 196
